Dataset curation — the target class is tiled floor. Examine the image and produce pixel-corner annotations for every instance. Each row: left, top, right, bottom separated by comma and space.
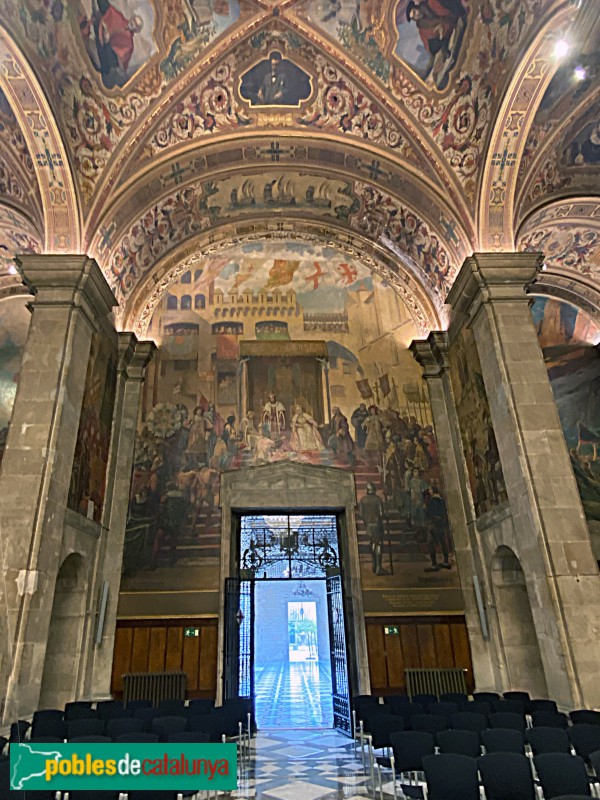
232, 728, 383, 799
254, 662, 334, 729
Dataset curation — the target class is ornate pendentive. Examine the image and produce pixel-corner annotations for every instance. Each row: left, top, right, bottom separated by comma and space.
239, 51, 312, 107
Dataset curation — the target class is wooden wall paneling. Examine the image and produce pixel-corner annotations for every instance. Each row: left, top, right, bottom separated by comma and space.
111, 627, 134, 692
366, 624, 388, 689
449, 622, 474, 692
165, 626, 183, 673
399, 624, 420, 668
384, 631, 405, 689
130, 627, 150, 673
416, 625, 437, 668
182, 634, 201, 691
432, 624, 455, 668
148, 627, 167, 673
199, 625, 218, 694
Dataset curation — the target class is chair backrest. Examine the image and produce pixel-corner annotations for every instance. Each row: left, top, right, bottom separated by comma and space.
63, 792, 121, 800
188, 715, 227, 742
158, 699, 185, 714
503, 691, 530, 704
478, 752, 535, 800
412, 714, 448, 735
429, 702, 459, 719
361, 704, 392, 731
187, 698, 215, 715
106, 717, 145, 739
473, 692, 500, 703
124, 700, 152, 711
68, 735, 112, 743
489, 712, 525, 732
568, 725, 600, 762
411, 693, 437, 709
493, 699, 525, 715
532, 711, 569, 729
115, 733, 159, 743
65, 706, 98, 721
436, 729, 481, 758
529, 699, 558, 715
570, 710, 600, 727
33, 710, 63, 723
526, 727, 570, 755
422, 753, 479, 800
133, 707, 159, 727
383, 695, 410, 713
534, 753, 591, 799
151, 715, 188, 739
390, 731, 435, 772
481, 728, 525, 754
589, 751, 600, 779
369, 715, 405, 749
67, 719, 105, 740
31, 718, 67, 740
465, 701, 491, 717
9, 720, 31, 742
29, 736, 64, 743
96, 704, 130, 721
450, 712, 487, 734
395, 702, 425, 720
167, 732, 211, 743
440, 693, 468, 706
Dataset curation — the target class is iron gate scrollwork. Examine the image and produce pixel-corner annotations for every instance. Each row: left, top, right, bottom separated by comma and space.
223, 578, 254, 700
326, 573, 351, 734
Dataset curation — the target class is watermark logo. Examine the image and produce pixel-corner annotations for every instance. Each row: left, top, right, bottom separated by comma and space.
10, 743, 237, 791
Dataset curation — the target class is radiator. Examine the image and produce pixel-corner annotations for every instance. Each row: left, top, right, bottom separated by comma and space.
405, 667, 467, 699
123, 672, 187, 707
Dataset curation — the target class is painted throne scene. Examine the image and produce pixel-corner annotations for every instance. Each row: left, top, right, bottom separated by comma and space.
122, 240, 462, 610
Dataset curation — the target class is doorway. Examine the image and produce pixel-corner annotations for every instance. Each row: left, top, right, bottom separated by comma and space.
223, 512, 352, 733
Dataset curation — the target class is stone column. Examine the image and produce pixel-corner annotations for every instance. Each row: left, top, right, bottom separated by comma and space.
0, 255, 116, 721
446, 252, 600, 708
411, 333, 499, 691
85, 333, 155, 699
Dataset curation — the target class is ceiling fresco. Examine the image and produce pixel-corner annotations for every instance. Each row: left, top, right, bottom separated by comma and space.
0, 0, 599, 325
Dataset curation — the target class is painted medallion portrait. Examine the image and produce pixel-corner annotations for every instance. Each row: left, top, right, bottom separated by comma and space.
78, 0, 157, 89
240, 52, 312, 107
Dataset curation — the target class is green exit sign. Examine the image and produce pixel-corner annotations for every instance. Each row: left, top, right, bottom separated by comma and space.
184, 627, 200, 637
384, 626, 399, 635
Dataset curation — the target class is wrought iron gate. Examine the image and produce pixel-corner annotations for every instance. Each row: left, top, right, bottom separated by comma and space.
223, 577, 254, 700
326, 573, 351, 733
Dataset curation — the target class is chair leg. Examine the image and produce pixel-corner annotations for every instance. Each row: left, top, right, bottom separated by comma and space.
360, 721, 366, 771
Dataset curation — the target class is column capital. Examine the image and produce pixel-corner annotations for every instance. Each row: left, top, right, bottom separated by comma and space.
16, 254, 117, 323
117, 332, 156, 381
446, 252, 544, 319
410, 331, 449, 377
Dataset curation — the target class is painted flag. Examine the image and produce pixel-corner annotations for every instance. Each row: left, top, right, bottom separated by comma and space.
356, 378, 373, 399
379, 374, 390, 397
264, 259, 301, 290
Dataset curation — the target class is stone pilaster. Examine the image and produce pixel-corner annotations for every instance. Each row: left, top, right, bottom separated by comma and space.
411, 333, 498, 691
86, 334, 155, 698
446, 252, 600, 707
0, 255, 116, 720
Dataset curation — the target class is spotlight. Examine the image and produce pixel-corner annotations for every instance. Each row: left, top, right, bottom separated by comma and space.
554, 39, 569, 58
574, 66, 587, 81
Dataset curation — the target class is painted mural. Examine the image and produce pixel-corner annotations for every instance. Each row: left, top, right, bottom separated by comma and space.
531, 297, 600, 554
240, 52, 312, 106
122, 241, 462, 613
0, 298, 31, 468
67, 330, 118, 523
448, 326, 507, 518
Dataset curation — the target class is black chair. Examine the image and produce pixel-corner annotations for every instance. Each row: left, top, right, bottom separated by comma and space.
529, 699, 558, 715
106, 716, 145, 739
68, 735, 112, 743
158, 698, 186, 714
534, 753, 593, 798
67, 718, 105, 740
9, 721, 30, 742
489, 712, 526, 732
411, 693, 437, 710
0, 757, 58, 799
0, 740, 4, 759
394, 702, 425, 730
440, 693, 468, 706
412, 714, 448, 736
526, 726, 571, 755
124, 699, 152, 710
133, 707, 159, 730
450, 712, 487, 734
481, 728, 525, 754
63, 792, 121, 800
354, 694, 379, 717
569, 725, 600, 764
389, 731, 435, 799
383, 695, 410, 713
464, 701, 491, 717
96, 701, 130, 721
187, 698, 215, 715
478, 752, 535, 800
503, 691, 530, 705
32, 709, 63, 723
436, 729, 481, 758
492, 699, 525, 716
151, 715, 188, 741
571, 710, 600, 727
64, 701, 95, 720
429, 701, 459, 720
125, 792, 181, 799
30, 718, 67, 740
361, 703, 392, 730
188, 715, 226, 743
28, 736, 64, 743
532, 711, 569, 729
423, 753, 480, 800
116, 732, 159, 743
167, 731, 211, 743
473, 692, 500, 703
586, 749, 600, 778
369, 714, 405, 755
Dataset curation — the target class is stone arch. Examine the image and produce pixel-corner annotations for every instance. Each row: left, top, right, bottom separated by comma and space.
38, 552, 89, 710
0, 25, 81, 252
490, 545, 548, 698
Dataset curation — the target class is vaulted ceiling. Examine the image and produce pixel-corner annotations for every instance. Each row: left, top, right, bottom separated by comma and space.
0, 0, 599, 328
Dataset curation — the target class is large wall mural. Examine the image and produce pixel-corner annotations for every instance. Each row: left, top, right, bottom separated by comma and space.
531, 297, 600, 555
0, 298, 31, 467
448, 326, 507, 518
121, 241, 463, 614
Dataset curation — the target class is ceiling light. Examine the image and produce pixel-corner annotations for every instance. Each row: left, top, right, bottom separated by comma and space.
574, 66, 587, 81
554, 39, 569, 59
